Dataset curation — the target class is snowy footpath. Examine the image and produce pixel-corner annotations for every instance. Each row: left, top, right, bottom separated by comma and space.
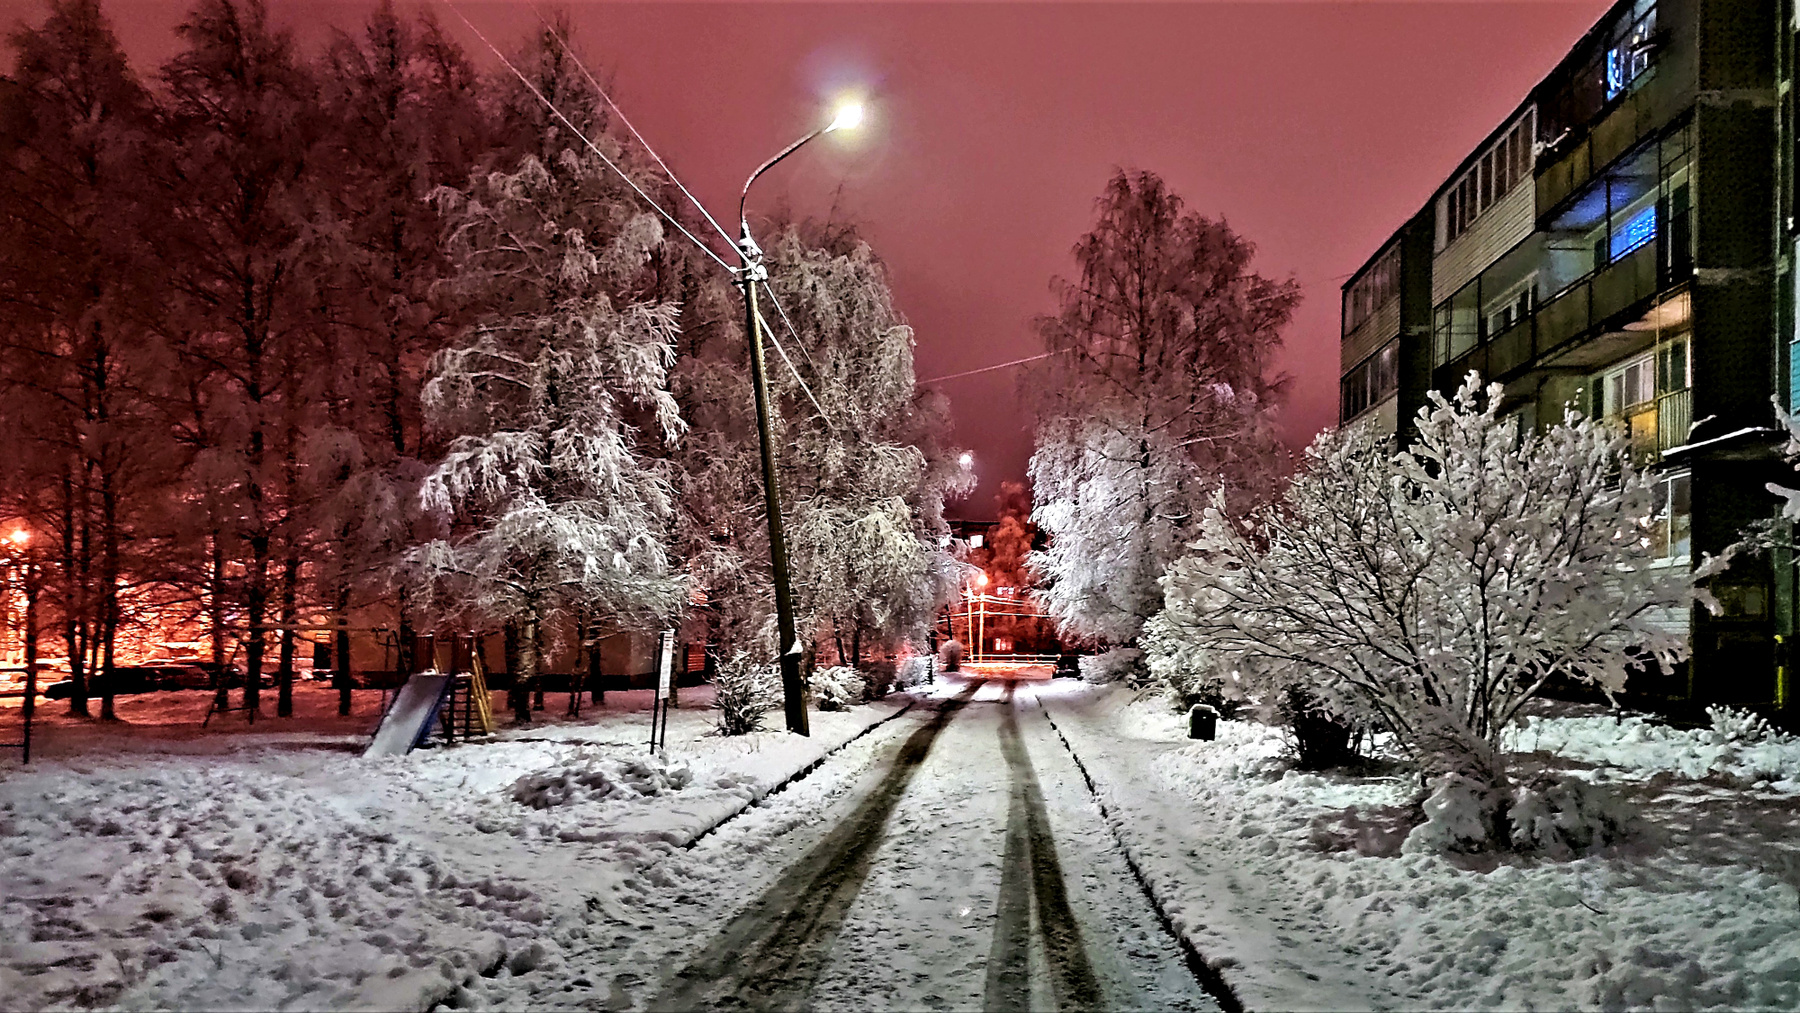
1037, 679, 1800, 1012
0, 684, 907, 1011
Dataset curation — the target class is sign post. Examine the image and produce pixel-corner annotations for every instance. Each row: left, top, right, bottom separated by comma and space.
648, 629, 675, 754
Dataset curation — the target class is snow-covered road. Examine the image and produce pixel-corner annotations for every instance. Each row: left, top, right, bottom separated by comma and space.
631, 676, 1219, 1012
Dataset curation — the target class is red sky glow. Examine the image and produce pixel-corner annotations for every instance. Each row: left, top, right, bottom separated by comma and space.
12, 0, 1615, 514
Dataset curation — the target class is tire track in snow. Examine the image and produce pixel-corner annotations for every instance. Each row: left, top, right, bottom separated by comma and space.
647, 682, 982, 1011
1033, 689, 1246, 1013
986, 681, 1104, 1012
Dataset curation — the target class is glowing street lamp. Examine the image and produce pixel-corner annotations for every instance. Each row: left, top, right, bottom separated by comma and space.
737, 101, 865, 737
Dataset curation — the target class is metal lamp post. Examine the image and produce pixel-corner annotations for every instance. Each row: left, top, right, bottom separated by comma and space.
736, 102, 863, 736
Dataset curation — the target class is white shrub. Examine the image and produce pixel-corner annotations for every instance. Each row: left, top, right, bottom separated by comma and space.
1079, 647, 1144, 685
1706, 704, 1775, 744
809, 666, 866, 711
713, 652, 778, 736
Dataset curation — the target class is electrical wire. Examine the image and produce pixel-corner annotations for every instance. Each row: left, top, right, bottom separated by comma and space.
438, 0, 733, 272
917, 351, 1063, 385
755, 281, 828, 420
527, 4, 738, 250
443, 0, 833, 422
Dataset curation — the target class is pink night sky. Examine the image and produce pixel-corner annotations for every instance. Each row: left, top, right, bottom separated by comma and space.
17, 0, 1615, 513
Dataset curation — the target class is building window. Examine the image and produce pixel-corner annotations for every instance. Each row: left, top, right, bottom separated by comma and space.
1441, 108, 1537, 247
1607, 5, 1658, 101
1485, 277, 1537, 336
1343, 246, 1400, 336
1609, 203, 1657, 261
1645, 470, 1690, 563
1340, 340, 1399, 422
1595, 350, 1656, 419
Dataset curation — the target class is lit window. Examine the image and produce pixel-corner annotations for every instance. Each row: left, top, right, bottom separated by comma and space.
1610, 205, 1657, 260
1607, 7, 1658, 100
968, 533, 983, 548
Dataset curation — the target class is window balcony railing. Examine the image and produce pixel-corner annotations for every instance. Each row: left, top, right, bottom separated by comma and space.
1433, 204, 1692, 381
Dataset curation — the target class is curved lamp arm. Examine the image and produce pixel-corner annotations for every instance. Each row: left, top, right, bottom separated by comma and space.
738, 103, 864, 256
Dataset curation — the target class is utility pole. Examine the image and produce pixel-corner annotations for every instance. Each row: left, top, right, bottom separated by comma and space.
737, 240, 809, 736
735, 102, 862, 736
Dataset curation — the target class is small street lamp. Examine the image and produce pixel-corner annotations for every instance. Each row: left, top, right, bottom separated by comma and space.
737, 101, 863, 736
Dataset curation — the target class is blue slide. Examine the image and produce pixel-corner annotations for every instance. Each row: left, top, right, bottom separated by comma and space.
363, 673, 453, 757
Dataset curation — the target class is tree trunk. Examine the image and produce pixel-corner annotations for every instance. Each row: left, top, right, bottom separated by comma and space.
334, 581, 353, 717
587, 621, 604, 706
210, 530, 230, 713
61, 466, 88, 717
276, 553, 299, 717
513, 614, 538, 725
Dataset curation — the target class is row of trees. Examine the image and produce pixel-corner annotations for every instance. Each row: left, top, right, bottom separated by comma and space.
0, 0, 967, 723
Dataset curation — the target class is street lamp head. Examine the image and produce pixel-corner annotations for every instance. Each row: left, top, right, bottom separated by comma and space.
958, 452, 974, 469
7, 529, 26, 547
825, 102, 864, 133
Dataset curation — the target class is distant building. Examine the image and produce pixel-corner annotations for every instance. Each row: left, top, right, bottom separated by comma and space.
1341, 0, 1790, 707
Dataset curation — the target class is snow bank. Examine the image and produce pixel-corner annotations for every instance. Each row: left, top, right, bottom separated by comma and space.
1508, 712, 1800, 791
0, 688, 909, 1011
1038, 681, 1800, 1012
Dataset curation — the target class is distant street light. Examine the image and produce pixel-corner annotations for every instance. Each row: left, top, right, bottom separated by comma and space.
958, 452, 973, 469
737, 101, 864, 737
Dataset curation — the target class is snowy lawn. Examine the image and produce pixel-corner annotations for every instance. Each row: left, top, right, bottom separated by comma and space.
0, 682, 910, 1011
1036, 679, 1800, 1012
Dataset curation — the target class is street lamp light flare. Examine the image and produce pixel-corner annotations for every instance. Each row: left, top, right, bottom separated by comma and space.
958, 452, 973, 468
7, 529, 27, 546
826, 102, 864, 133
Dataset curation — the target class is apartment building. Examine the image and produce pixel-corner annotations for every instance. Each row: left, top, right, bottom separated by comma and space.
1340, 0, 1790, 707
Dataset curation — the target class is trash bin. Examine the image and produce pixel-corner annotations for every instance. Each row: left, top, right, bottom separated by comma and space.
1187, 703, 1218, 741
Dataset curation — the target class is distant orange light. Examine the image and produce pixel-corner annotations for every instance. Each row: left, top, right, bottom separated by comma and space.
975, 572, 989, 587
7, 529, 26, 547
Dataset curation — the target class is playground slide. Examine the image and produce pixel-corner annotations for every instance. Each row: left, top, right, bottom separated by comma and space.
364, 673, 452, 758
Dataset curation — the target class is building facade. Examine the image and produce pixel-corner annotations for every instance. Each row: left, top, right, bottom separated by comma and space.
1340, 0, 1793, 707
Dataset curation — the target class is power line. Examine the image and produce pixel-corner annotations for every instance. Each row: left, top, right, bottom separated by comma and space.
528, 5, 737, 251
918, 351, 1063, 385
438, 0, 732, 272
754, 283, 828, 420
442, 0, 832, 422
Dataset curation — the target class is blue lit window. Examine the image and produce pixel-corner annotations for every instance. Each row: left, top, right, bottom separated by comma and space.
1611, 206, 1657, 260
1606, 8, 1657, 100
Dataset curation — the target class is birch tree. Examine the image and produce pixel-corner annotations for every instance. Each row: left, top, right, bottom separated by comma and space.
1027, 169, 1296, 645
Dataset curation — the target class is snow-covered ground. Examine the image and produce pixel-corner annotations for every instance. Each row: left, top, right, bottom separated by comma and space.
0, 683, 909, 1011
1037, 680, 1800, 1012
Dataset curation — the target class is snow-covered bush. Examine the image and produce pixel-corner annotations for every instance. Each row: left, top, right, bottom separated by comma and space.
1159, 375, 1721, 846
1507, 774, 1634, 857
510, 755, 693, 809
1142, 611, 1234, 714
1079, 647, 1145, 685
712, 653, 777, 736
1707, 704, 1775, 744
808, 666, 865, 711
895, 653, 934, 688
1401, 774, 1500, 854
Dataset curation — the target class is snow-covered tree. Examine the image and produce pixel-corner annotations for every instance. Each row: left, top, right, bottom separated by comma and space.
0, 0, 165, 718
1027, 169, 1296, 645
1154, 374, 1720, 840
666, 220, 968, 673
417, 128, 686, 723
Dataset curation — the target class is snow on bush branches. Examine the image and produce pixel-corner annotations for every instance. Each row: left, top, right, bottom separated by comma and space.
1154, 374, 1723, 847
